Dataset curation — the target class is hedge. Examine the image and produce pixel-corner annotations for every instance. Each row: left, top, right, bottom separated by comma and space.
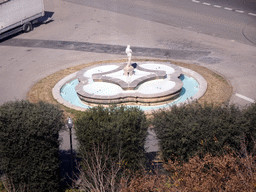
0, 100, 64, 192
152, 102, 256, 162
75, 105, 149, 171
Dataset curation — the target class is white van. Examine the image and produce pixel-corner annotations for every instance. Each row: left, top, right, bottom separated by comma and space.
0, 0, 44, 39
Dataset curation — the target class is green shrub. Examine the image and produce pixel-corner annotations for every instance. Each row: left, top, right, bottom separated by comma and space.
0, 100, 64, 192
242, 102, 256, 153
152, 102, 247, 162
75, 105, 148, 171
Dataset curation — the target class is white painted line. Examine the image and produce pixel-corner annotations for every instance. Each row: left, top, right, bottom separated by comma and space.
249, 13, 256, 17
235, 93, 255, 103
235, 10, 244, 13
202, 2, 211, 5
192, 0, 200, 3
224, 7, 233, 11
213, 5, 221, 8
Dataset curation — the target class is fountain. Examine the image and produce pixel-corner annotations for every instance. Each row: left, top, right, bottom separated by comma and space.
52, 46, 207, 111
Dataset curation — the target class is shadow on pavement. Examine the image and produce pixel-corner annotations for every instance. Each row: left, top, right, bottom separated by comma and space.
59, 150, 80, 190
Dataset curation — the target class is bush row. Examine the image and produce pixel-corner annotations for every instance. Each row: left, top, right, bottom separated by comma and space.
1, 100, 255, 191
74, 135, 256, 191
152, 102, 256, 162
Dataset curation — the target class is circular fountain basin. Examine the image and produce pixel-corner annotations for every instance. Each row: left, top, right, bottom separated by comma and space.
52, 61, 207, 111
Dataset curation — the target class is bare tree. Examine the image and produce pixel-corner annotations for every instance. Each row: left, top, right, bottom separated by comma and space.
74, 143, 128, 192
1, 175, 28, 192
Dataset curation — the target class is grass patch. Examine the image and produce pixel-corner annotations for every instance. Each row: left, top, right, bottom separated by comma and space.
26, 59, 232, 118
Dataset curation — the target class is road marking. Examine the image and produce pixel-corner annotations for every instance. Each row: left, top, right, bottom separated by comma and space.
235, 93, 255, 103
249, 13, 256, 17
213, 5, 221, 8
235, 10, 244, 13
191, 1, 251, 17
202, 2, 211, 6
224, 7, 233, 11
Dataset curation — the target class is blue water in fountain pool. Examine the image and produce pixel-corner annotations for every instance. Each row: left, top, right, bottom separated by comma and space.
60, 74, 199, 111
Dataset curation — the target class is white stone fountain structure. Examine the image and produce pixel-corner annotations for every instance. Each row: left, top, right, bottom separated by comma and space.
75, 46, 184, 105
52, 45, 208, 110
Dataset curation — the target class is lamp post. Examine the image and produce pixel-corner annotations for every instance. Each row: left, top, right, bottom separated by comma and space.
67, 117, 74, 184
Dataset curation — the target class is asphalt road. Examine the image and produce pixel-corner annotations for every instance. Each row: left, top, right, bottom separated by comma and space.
0, 0, 255, 150
64, 0, 256, 45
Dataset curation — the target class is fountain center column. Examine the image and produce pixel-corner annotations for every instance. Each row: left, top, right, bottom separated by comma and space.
124, 45, 134, 76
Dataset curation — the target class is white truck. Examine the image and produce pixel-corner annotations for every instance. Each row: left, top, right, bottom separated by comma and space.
0, 0, 45, 39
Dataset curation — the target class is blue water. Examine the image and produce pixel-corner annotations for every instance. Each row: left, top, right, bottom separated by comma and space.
60, 74, 199, 111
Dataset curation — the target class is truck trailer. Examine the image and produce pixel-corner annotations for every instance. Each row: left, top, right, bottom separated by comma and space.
0, 0, 45, 39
